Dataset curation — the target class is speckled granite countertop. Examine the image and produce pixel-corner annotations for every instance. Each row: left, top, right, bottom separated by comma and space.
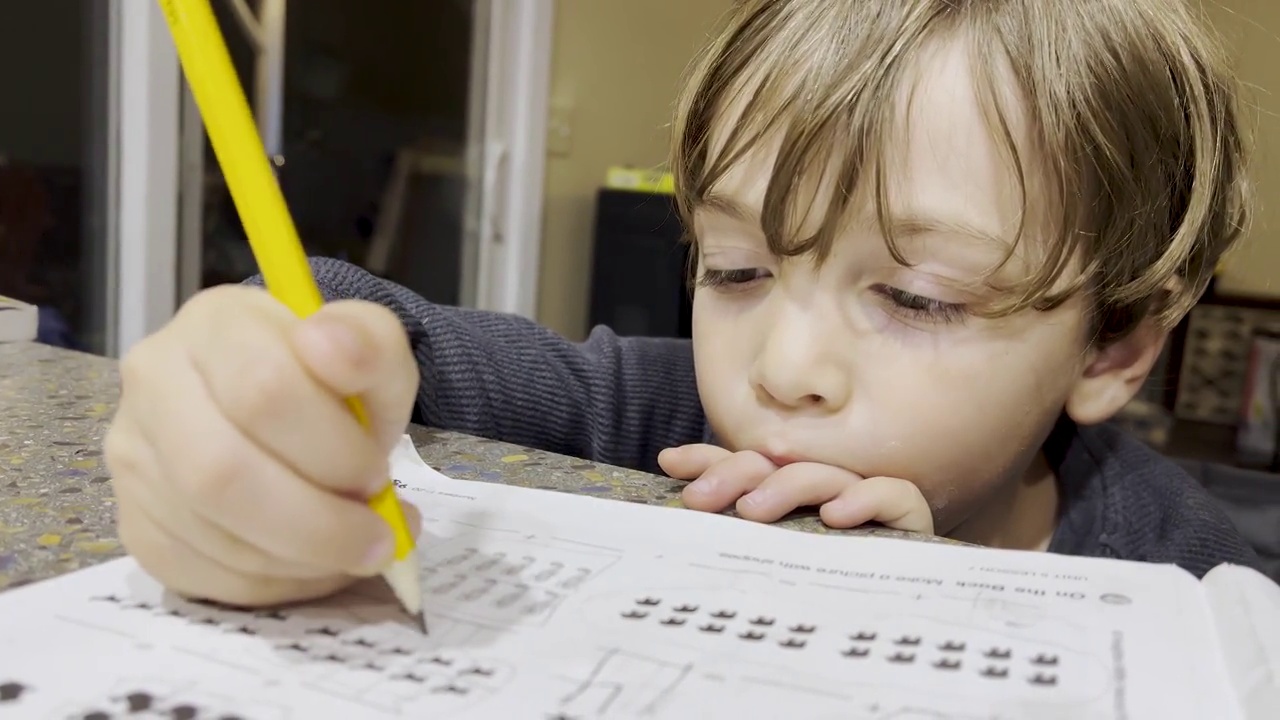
0, 342, 954, 593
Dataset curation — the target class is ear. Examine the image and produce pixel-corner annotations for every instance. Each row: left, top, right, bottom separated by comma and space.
1064, 311, 1170, 427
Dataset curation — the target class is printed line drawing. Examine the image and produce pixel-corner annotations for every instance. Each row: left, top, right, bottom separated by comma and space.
713, 673, 1012, 720
55, 585, 516, 717
855, 708, 1001, 720
715, 673, 1020, 720
555, 648, 693, 718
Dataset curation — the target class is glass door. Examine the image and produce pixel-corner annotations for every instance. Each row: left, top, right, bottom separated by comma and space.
0, 2, 116, 355
173, 0, 551, 315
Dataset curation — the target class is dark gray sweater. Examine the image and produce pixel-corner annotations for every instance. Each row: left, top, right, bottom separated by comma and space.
252, 257, 1260, 579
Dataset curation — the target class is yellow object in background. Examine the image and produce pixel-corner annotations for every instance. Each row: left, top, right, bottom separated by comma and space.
605, 166, 676, 195
154, 0, 425, 629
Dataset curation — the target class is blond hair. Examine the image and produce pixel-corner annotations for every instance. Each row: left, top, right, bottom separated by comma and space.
671, 0, 1249, 343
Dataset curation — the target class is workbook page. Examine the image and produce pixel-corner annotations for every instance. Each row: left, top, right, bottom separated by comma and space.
1202, 563, 1280, 719
0, 438, 1243, 719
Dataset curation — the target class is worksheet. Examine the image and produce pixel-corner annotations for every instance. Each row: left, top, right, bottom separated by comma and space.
0, 437, 1269, 719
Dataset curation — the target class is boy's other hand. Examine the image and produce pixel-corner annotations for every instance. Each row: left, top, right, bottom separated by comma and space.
104, 285, 422, 609
658, 444, 934, 535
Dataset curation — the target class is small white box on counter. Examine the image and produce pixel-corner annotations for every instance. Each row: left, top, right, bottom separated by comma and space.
0, 295, 37, 343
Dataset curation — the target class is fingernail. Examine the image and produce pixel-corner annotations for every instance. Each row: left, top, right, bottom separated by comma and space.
826, 496, 866, 520
361, 534, 394, 574
686, 477, 718, 498
824, 496, 854, 513
739, 489, 772, 511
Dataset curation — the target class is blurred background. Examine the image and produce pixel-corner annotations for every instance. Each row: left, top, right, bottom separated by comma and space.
0, 0, 729, 356
0, 1, 1276, 573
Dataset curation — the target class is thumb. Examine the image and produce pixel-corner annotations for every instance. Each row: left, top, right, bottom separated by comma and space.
291, 300, 420, 450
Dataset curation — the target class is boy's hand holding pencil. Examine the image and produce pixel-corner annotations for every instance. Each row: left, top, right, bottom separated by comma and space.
103, 0, 427, 626
105, 287, 424, 609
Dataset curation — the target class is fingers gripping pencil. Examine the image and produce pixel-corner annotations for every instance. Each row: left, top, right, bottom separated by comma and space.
154, 0, 427, 633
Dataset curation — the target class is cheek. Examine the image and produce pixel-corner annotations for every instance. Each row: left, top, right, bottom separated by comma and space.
863, 365, 1055, 463
691, 289, 753, 361
692, 295, 725, 370
858, 332, 1084, 514
692, 293, 754, 435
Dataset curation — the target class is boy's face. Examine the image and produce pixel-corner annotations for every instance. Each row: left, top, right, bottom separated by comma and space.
689, 39, 1158, 545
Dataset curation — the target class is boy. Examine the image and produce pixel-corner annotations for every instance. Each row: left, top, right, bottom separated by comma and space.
105, 0, 1259, 609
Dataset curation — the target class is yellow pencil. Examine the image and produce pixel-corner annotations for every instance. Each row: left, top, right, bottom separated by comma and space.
155, 0, 426, 632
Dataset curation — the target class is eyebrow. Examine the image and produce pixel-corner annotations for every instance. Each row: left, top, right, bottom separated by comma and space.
695, 193, 1010, 249
696, 192, 759, 224
887, 213, 1012, 250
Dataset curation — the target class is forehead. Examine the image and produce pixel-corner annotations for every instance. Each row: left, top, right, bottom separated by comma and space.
893, 39, 1033, 235
704, 35, 1047, 253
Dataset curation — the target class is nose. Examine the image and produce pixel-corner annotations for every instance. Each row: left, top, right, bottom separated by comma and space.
749, 310, 851, 412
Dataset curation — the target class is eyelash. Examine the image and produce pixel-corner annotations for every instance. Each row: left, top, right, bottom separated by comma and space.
872, 285, 968, 325
696, 268, 770, 289
697, 269, 968, 324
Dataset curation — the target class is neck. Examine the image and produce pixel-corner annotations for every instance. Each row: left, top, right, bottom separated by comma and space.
949, 451, 1060, 552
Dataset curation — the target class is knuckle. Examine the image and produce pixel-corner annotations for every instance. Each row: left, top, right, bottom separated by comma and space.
356, 303, 413, 378
886, 476, 924, 504
113, 504, 143, 554
180, 283, 257, 321
175, 288, 227, 331
363, 302, 410, 351
117, 336, 162, 398
396, 342, 421, 394
182, 441, 245, 509
906, 482, 928, 506
860, 483, 897, 510
834, 471, 863, 494
736, 450, 777, 473
102, 422, 137, 478
355, 303, 414, 378
219, 341, 298, 429
103, 434, 151, 501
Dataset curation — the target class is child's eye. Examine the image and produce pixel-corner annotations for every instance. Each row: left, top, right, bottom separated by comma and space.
697, 268, 770, 289
874, 285, 968, 324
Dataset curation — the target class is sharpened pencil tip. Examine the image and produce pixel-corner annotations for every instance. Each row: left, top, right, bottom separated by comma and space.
418, 612, 429, 635
381, 557, 425, 633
